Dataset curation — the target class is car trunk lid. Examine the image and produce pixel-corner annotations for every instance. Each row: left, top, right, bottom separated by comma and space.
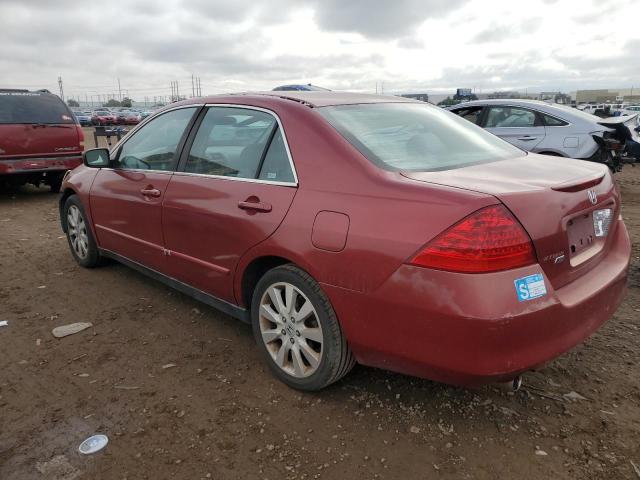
401, 154, 620, 289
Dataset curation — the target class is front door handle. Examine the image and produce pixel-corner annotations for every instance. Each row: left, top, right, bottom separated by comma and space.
238, 198, 272, 212
517, 136, 537, 141
140, 187, 161, 198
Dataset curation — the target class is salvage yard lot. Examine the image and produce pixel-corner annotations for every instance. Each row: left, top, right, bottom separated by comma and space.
0, 165, 639, 479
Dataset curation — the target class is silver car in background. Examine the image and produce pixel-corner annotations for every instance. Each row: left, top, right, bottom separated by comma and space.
447, 99, 637, 171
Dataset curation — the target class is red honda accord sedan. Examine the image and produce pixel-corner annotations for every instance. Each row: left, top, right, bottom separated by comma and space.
58, 92, 630, 391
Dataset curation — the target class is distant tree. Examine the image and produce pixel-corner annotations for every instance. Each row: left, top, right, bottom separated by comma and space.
438, 96, 459, 106
121, 97, 132, 108
67, 99, 80, 107
103, 99, 121, 107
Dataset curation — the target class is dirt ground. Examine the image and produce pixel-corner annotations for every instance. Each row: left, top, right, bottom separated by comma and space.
1, 153, 639, 479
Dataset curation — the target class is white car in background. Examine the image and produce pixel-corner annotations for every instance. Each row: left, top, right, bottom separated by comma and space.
447, 99, 636, 171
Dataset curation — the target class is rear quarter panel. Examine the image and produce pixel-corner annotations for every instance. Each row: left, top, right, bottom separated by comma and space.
233, 102, 497, 303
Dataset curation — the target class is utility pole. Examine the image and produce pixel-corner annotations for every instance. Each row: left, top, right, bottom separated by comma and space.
118, 78, 122, 101
58, 76, 64, 101
192, 74, 195, 97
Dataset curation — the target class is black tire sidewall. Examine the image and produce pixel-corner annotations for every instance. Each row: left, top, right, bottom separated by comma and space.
251, 266, 342, 391
63, 195, 100, 268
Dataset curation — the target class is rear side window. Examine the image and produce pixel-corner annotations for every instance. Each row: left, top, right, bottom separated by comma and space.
184, 107, 295, 182
485, 106, 537, 128
319, 103, 523, 172
258, 128, 295, 182
541, 114, 569, 126
0, 92, 74, 124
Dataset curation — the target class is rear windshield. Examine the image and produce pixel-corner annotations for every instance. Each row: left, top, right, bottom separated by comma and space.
0, 92, 75, 124
318, 103, 524, 171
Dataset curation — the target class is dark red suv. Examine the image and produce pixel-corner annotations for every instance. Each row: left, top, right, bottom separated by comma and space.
0, 89, 84, 192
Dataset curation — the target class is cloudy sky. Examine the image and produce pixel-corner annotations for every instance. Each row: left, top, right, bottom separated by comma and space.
0, 0, 638, 102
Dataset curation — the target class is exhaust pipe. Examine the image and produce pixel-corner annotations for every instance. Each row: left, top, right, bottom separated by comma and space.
496, 376, 522, 393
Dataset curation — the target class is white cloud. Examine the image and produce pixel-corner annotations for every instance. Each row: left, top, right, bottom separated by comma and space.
0, 0, 637, 101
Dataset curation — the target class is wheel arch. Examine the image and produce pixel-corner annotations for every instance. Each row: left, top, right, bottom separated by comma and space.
59, 187, 79, 232
239, 255, 295, 309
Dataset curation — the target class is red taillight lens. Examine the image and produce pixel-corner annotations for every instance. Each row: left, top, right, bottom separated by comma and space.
76, 125, 85, 149
410, 205, 536, 273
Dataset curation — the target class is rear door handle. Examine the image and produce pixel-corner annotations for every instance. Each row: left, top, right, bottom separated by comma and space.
140, 187, 161, 198
517, 136, 537, 141
238, 200, 272, 212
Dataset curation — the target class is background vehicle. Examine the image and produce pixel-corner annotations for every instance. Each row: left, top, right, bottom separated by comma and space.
59, 92, 629, 391
91, 110, 117, 125
74, 111, 92, 126
0, 88, 84, 192
272, 84, 331, 91
447, 99, 630, 170
119, 111, 142, 125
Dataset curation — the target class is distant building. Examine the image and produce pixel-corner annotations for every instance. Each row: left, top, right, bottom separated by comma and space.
399, 93, 429, 102
576, 88, 640, 103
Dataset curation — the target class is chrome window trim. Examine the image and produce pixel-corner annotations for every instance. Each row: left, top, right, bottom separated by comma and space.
109, 103, 299, 187
172, 170, 297, 187
99, 167, 174, 175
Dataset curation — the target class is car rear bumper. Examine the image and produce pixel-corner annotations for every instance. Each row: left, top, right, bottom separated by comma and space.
0, 155, 83, 175
325, 219, 630, 387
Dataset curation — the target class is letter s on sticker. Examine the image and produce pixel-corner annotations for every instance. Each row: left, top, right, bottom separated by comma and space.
518, 283, 529, 300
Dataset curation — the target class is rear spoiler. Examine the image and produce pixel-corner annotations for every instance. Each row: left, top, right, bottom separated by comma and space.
551, 172, 605, 192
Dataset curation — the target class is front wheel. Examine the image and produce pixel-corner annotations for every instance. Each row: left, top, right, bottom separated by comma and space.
251, 265, 355, 391
63, 195, 102, 268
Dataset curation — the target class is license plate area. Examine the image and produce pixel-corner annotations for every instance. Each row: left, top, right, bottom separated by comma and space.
566, 208, 612, 266
567, 213, 595, 257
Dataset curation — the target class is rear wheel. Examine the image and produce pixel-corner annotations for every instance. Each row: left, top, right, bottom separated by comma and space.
251, 265, 355, 391
63, 195, 101, 268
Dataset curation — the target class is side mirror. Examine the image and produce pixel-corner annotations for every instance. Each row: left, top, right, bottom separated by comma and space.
83, 148, 110, 168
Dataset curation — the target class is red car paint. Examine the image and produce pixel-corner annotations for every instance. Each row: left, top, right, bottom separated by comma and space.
91, 112, 117, 126
0, 90, 83, 187
60, 92, 630, 387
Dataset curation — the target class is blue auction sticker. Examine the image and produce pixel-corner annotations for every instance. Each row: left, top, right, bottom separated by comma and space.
514, 273, 547, 302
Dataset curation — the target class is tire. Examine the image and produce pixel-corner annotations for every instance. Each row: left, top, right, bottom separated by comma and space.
63, 195, 102, 268
48, 174, 63, 193
251, 264, 355, 391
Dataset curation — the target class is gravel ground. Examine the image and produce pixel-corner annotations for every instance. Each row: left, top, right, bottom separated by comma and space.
0, 157, 639, 480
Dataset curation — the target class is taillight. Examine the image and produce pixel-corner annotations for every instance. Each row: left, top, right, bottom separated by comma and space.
409, 205, 536, 273
76, 125, 85, 150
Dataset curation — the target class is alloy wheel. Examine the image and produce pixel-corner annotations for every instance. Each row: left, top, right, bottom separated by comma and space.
258, 282, 323, 378
67, 205, 89, 259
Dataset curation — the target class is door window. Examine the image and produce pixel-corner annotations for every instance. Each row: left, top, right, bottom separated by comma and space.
541, 113, 569, 126
485, 106, 537, 128
257, 128, 295, 182
184, 107, 295, 182
115, 107, 197, 171
452, 106, 484, 125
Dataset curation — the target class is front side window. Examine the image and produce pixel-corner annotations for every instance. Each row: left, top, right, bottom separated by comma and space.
319, 103, 523, 172
452, 106, 484, 125
184, 107, 295, 182
485, 106, 537, 128
115, 107, 196, 171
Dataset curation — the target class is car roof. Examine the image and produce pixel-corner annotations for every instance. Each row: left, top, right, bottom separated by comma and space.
451, 99, 560, 108
185, 91, 418, 108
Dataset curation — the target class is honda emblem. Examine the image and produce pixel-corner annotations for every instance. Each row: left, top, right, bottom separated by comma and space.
587, 189, 597, 205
